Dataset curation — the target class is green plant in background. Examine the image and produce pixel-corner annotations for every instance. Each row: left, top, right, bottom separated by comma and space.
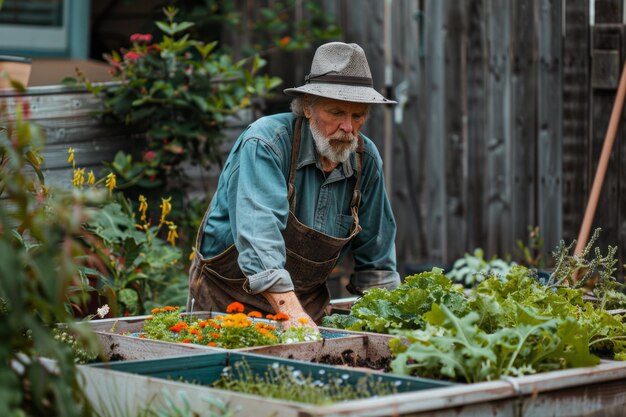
0, 98, 99, 416
171, 0, 341, 57
445, 248, 514, 287
69, 149, 187, 316
515, 225, 545, 269
79, 5, 281, 192
75, 5, 284, 262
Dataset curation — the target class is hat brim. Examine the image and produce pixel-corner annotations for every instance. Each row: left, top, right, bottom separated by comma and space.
283, 84, 396, 104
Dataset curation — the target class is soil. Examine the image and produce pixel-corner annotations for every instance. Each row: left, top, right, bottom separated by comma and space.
312, 349, 392, 372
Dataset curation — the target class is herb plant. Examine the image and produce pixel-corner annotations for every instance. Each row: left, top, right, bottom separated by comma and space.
213, 359, 401, 405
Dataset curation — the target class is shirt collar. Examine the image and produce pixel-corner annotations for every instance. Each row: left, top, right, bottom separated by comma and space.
297, 118, 357, 178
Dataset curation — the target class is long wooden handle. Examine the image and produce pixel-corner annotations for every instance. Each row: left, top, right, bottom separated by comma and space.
574, 62, 626, 257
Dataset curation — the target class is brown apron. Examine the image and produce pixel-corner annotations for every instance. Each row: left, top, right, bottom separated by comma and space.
187, 117, 363, 322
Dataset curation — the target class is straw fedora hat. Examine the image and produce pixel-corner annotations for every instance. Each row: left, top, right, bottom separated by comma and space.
284, 42, 396, 104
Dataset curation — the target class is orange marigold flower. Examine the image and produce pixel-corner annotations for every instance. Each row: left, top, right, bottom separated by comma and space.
138, 334, 147, 338
209, 332, 221, 338
198, 321, 208, 328
279, 36, 290, 46
181, 338, 192, 343
298, 317, 309, 325
151, 308, 160, 314
209, 321, 221, 330
196, 335, 204, 342
169, 322, 188, 332
266, 314, 275, 320
165, 306, 178, 311
248, 311, 262, 318
274, 312, 289, 321
226, 301, 244, 313
145, 316, 153, 320
208, 342, 217, 347
188, 328, 200, 335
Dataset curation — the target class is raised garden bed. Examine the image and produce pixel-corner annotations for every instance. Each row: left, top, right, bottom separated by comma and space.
81, 351, 452, 417
88, 313, 396, 368
79, 354, 626, 417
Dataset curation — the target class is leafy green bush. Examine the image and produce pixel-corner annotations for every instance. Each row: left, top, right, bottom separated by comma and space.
80, 6, 281, 191
0, 98, 98, 416
324, 235, 626, 383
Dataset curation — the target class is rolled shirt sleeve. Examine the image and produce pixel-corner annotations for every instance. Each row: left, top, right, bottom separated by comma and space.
348, 270, 401, 295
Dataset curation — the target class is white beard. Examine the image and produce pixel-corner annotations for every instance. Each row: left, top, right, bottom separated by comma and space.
309, 118, 358, 164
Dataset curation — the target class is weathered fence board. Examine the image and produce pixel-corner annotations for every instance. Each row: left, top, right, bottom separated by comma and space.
537, 0, 563, 257
221, 0, 626, 270
562, 1, 591, 250
591, 1, 624, 261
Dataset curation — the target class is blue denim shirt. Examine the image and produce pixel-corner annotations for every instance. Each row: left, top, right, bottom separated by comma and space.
199, 112, 400, 294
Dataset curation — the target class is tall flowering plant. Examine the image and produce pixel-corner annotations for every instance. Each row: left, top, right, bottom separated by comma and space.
142, 302, 320, 349
69, 149, 186, 317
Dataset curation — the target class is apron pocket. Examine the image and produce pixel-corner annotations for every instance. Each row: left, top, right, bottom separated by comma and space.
285, 247, 338, 292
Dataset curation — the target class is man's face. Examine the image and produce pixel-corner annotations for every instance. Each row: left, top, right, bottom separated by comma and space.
305, 97, 369, 164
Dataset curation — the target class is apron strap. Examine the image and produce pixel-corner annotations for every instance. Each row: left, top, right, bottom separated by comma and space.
287, 117, 303, 210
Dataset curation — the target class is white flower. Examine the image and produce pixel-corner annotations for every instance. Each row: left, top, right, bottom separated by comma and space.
96, 304, 110, 318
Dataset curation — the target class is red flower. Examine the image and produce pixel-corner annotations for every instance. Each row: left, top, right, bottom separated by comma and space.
278, 36, 291, 47
181, 338, 192, 344
123, 51, 142, 63
226, 301, 244, 313
130, 33, 153, 43
247, 311, 262, 318
144, 150, 157, 163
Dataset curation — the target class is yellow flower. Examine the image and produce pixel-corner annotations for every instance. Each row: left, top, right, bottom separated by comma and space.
159, 196, 172, 224
188, 248, 196, 261
67, 147, 75, 166
297, 317, 309, 325
138, 195, 148, 222
166, 223, 178, 246
105, 173, 116, 194
72, 168, 85, 187
87, 170, 95, 185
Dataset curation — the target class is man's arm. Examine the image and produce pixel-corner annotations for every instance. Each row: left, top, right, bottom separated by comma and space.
262, 291, 319, 330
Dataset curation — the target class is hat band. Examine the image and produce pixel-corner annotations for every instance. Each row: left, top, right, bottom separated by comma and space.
305, 73, 373, 87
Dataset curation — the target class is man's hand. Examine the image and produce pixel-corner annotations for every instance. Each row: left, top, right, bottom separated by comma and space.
262, 290, 319, 332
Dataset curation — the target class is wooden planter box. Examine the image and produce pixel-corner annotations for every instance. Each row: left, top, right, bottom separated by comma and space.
79, 354, 626, 417
81, 351, 452, 417
89, 313, 395, 367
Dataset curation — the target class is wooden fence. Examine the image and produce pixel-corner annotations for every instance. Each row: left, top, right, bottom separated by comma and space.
230, 0, 626, 273
5, 0, 625, 275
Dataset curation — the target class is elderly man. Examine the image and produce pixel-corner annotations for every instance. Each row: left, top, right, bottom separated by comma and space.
187, 42, 400, 329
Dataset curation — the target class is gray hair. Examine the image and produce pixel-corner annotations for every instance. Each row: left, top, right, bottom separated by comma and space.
290, 95, 321, 117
